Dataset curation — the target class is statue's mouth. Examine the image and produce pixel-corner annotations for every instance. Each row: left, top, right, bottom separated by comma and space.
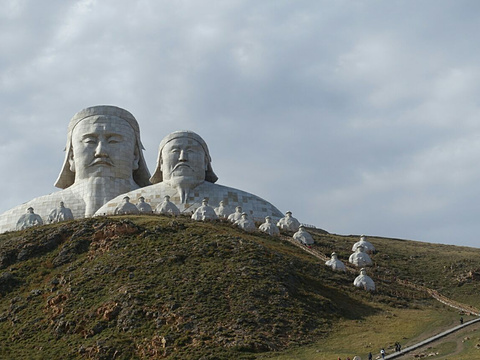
173, 163, 193, 171
89, 158, 113, 167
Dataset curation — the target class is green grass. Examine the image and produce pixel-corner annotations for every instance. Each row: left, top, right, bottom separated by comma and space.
263, 306, 467, 360
1, 215, 480, 359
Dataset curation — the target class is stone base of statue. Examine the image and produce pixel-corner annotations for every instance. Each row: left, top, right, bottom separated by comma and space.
95, 181, 282, 221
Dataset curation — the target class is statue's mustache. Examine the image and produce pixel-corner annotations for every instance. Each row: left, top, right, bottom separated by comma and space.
89, 157, 114, 167
173, 163, 193, 171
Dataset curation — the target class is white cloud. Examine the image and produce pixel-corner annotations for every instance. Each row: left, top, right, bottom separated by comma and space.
1, 0, 480, 247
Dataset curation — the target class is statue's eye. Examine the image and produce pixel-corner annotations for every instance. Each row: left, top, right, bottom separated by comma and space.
107, 135, 122, 144
83, 138, 97, 145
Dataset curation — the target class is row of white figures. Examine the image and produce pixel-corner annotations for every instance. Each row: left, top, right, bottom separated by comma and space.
16, 196, 170, 230
190, 200, 314, 244
114, 195, 177, 215
324, 235, 376, 291
226, 207, 313, 245
325, 253, 376, 291
16, 202, 74, 230
349, 235, 376, 267
351, 235, 376, 290
324, 235, 376, 271
14, 195, 308, 243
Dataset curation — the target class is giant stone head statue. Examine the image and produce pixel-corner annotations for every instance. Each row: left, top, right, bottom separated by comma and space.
150, 131, 218, 185
55, 105, 151, 189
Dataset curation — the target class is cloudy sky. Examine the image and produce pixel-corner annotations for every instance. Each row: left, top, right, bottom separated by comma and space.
1, 0, 480, 247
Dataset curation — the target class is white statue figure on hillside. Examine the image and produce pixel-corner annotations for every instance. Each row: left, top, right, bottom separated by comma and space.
352, 234, 376, 254
235, 212, 256, 232
95, 131, 283, 220
136, 196, 153, 213
0, 105, 151, 233
349, 245, 373, 267
47, 202, 74, 224
191, 199, 218, 221
114, 196, 139, 215
214, 200, 231, 219
325, 252, 346, 272
228, 206, 243, 223
277, 211, 301, 232
259, 216, 280, 236
353, 268, 375, 291
16, 207, 44, 230
293, 225, 314, 245
156, 195, 180, 216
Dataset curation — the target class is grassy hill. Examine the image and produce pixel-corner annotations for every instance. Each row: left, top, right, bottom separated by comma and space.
0, 215, 479, 359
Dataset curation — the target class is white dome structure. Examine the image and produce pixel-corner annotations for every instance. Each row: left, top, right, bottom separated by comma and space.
349, 245, 373, 267
259, 216, 280, 236
191, 199, 218, 221
293, 225, 314, 245
352, 235, 376, 254
276, 211, 301, 232
235, 213, 256, 232
353, 268, 375, 291
325, 252, 346, 272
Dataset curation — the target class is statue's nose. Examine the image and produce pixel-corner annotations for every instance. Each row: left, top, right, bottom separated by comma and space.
178, 150, 188, 161
95, 140, 109, 157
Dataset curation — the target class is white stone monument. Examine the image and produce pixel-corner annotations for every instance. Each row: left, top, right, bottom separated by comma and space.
156, 195, 180, 216
258, 216, 280, 236
95, 131, 283, 220
136, 196, 153, 213
114, 196, 140, 215
214, 200, 231, 218
16, 207, 44, 230
47, 202, 74, 224
293, 225, 314, 245
277, 211, 301, 232
227, 206, 243, 223
349, 246, 373, 267
235, 212, 256, 232
191, 198, 218, 221
0, 105, 151, 233
352, 235, 376, 254
325, 252, 346, 272
353, 268, 375, 291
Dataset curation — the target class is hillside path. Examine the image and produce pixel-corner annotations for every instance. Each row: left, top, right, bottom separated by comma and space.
383, 316, 480, 359
281, 234, 480, 358
281, 235, 479, 314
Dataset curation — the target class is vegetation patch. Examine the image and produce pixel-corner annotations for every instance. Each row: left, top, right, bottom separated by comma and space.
0, 216, 479, 359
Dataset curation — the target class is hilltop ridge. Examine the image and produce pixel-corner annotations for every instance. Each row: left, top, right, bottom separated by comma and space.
1, 215, 479, 359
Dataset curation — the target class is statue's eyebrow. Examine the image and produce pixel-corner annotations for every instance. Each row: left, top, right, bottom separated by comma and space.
80, 132, 124, 140
80, 133, 99, 140
105, 133, 124, 140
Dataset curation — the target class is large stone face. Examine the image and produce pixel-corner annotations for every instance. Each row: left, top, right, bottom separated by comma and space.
0, 105, 150, 233
96, 131, 283, 221
0, 125, 283, 233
